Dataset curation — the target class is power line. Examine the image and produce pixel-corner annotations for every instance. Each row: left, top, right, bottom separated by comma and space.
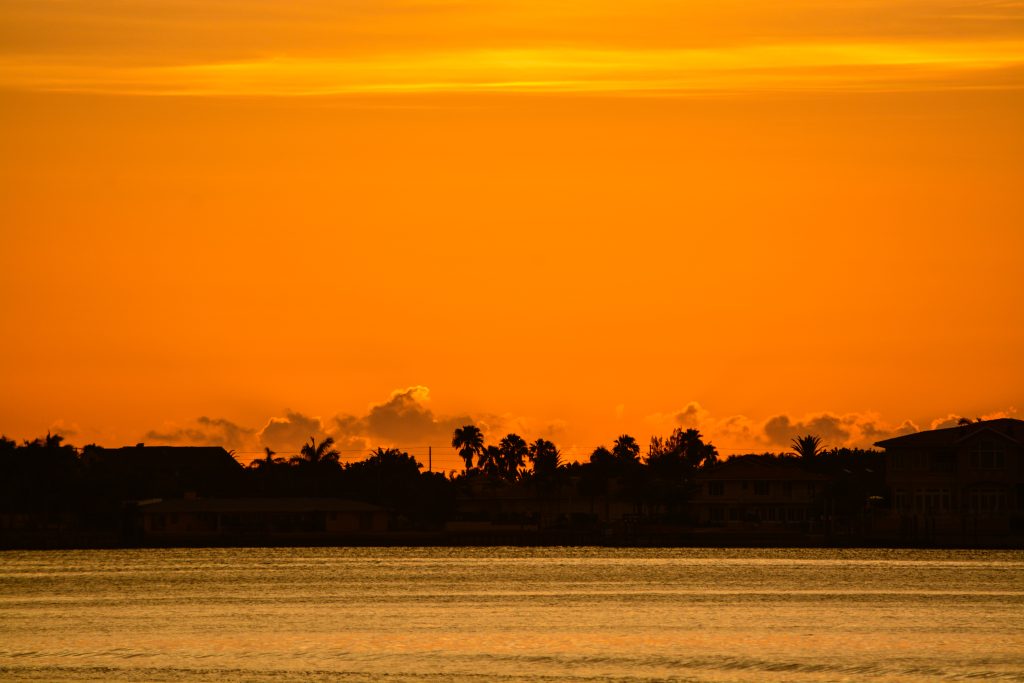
230, 444, 767, 454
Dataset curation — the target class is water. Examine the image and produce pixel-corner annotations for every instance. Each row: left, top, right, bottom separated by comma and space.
1, 547, 1022, 682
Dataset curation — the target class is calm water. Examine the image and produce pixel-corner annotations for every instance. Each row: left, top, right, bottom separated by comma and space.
1, 547, 1022, 682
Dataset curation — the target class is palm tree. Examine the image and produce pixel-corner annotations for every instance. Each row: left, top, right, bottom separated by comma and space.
291, 436, 340, 468
612, 434, 640, 464
497, 433, 528, 480
250, 447, 285, 471
790, 434, 824, 460
452, 425, 485, 472
528, 438, 561, 478
478, 445, 501, 476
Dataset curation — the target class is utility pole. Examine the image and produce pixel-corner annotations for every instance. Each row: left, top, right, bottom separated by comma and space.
428, 446, 432, 473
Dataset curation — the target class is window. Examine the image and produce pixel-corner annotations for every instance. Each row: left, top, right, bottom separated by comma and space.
894, 489, 911, 512
710, 507, 724, 522
753, 481, 770, 496
969, 488, 1006, 513
970, 440, 1006, 470
708, 482, 724, 496
893, 451, 929, 471
931, 453, 955, 473
782, 482, 792, 498
914, 489, 950, 513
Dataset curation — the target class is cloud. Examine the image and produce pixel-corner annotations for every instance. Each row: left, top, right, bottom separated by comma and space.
7, 40, 1024, 96
48, 419, 80, 440
763, 413, 852, 447
135, 387, 552, 464
929, 413, 966, 430
761, 411, 930, 449
893, 420, 920, 436
330, 386, 474, 446
715, 414, 760, 445
982, 407, 1019, 420
366, 386, 471, 442
674, 401, 711, 428
930, 407, 1018, 430
647, 401, 927, 451
257, 411, 329, 453
146, 416, 257, 451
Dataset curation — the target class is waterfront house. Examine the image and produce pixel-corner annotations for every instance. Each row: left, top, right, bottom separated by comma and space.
875, 418, 1024, 542
690, 458, 829, 530
138, 497, 388, 540
82, 444, 244, 499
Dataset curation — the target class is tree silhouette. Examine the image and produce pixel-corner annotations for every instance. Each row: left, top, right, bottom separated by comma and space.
478, 445, 501, 477
790, 434, 824, 460
612, 434, 641, 465
291, 437, 340, 468
528, 438, 561, 478
452, 425, 485, 472
645, 428, 717, 517
250, 447, 285, 471
590, 446, 614, 469
647, 428, 718, 477
497, 433, 528, 480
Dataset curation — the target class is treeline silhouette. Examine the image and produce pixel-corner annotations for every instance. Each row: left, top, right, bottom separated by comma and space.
0, 427, 883, 545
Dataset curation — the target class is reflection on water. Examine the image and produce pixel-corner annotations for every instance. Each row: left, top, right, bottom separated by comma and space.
1, 547, 1023, 681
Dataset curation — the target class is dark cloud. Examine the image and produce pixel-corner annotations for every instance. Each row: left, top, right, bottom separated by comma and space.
138, 387, 561, 456
892, 420, 920, 436
258, 411, 328, 453
673, 402, 709, 428
763, 413, 852, 448
48, 420, 79, 439
763, 412, 923, 449
332, 386, 473, 446
146, 416, 256, 450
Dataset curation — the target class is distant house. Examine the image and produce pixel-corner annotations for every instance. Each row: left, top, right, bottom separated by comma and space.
138, 497, 388, 540
875, 418, 1024, 540
83, 445, 244, 499
690, 458, 829, 529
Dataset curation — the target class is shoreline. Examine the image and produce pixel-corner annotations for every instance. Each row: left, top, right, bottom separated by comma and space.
4, 533, 1022, 551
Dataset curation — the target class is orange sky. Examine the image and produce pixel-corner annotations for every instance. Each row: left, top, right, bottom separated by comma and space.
1, 0, 1022, 467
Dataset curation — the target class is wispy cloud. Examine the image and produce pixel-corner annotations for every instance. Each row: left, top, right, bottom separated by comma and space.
2, 40, 1022, 96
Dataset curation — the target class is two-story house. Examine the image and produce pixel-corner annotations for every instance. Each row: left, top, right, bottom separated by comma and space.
690, 458, 830, 531
875, 418, 1024, 541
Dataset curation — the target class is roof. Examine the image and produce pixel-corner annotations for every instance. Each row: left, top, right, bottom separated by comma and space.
138, 497, 385, 513
873, 418, 1024, 450
694, 459, 829, 481
86, 445, 242, 471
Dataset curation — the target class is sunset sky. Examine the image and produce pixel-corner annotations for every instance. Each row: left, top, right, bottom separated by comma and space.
1, 0, 1022, 468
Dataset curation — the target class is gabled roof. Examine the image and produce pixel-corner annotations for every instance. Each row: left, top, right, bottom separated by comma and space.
874, 418, 1024, 450
87, 445, 242, 471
